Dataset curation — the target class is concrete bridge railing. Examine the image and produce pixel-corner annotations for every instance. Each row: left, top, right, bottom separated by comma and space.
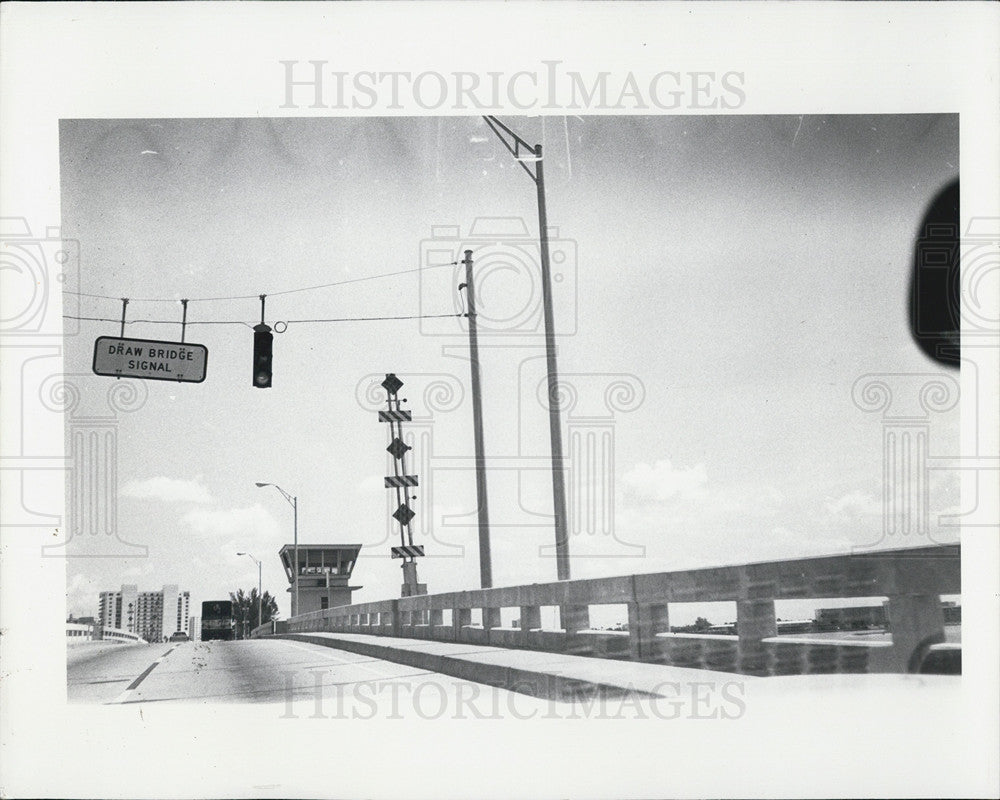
65, 624, 145, 644
275, 543, 959, 677
250, 619, 288, 638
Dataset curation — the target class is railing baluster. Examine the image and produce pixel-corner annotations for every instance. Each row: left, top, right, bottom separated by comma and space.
628, 602, 669, 662
519, 605, 541, 648
878, 593, 947, 672
483, 607, 501, 644
737, 599, 777, 675
455, 607, 471, 641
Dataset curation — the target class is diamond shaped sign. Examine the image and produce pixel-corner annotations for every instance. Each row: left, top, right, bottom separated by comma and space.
386, 438, 411, 459
392, 503, 416, 525
381, 373, 404, 396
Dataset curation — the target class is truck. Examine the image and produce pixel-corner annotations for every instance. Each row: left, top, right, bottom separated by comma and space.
200, 600, 236, 641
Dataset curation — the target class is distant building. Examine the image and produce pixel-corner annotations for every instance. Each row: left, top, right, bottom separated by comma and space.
815, 601, 961, 630
815, 605, 887, 630
66, 623, 143, 643
941, 601, 962, 624
189, 615, 201, 642
775, 619, 815, 635
98, 584, 190, 641
279, 544, 363, 616
705, 623, 737, 635
66, 622, 95, 640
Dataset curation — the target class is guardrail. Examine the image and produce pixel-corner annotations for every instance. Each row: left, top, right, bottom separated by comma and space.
278, 544, 959, 676
251, 620, 288, 638
65, 624, 145, 644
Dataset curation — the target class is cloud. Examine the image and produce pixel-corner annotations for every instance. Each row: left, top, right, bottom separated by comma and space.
183, 505, 285, 592
762, 526, 853, 558
66, 573, 100, 616
122, 562, 155, 579
122, 476, 211, 504
710, 484, 786, 517
617, 457, 789, 530
609, 456, 809, 570
824, 490, 882, 517
620, 459, 708, 504
181, 503, 279, 540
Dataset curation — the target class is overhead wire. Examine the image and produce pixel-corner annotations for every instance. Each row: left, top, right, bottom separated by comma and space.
62, 260, 459, 304
62, 258, 467, 331
63, 312, 466, 328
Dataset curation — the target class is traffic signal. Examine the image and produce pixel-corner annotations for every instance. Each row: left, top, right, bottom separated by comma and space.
252, 323, 272, 388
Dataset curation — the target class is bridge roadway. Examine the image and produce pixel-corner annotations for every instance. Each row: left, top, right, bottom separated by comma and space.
67, 635, 757, 718
71, 638, 629, 715
67, 634, 959, 724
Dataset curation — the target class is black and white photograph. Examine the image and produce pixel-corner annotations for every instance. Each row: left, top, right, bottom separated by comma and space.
57, 112, 964, 694
1, 4, 998, 799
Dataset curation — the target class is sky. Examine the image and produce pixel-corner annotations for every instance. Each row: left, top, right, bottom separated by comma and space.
58, 115, 960, 624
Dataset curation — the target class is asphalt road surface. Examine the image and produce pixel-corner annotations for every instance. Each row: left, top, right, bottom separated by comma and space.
67, 639, 557, 716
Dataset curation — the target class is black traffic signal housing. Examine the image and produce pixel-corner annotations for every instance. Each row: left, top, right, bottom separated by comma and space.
253, 323, 273, 388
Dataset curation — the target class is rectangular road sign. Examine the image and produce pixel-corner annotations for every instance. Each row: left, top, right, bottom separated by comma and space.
378, 409, 412, 423
93, 336, 208, 383
391, 545, 424, 559
385, 475, 419, 488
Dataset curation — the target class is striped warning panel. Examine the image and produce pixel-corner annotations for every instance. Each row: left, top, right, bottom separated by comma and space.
391, 545, 425, 559
378, 410, 412, 422
385, 475, 419, 488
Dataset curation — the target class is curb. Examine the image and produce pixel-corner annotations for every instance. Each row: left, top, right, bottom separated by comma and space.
267, 633, 666, 701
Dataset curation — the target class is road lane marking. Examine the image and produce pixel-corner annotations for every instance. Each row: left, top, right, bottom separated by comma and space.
125, 662, 159, 690
107, 647, 176, 704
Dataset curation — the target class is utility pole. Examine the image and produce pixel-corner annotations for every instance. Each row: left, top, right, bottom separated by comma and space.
482, 117, 571, 580
461, 249, 492, 588
533, 143, 570, 582
292, 496, 298, 616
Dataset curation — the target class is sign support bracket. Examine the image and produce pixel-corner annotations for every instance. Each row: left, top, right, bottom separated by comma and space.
119, 298, 129, 338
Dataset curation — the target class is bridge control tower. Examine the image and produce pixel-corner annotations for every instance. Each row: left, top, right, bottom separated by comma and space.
279, 544, 363, 616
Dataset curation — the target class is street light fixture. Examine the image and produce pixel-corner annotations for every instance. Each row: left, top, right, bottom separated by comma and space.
255, 482, 298, 616
237, 551, 262, 636
481, 115, 571, 581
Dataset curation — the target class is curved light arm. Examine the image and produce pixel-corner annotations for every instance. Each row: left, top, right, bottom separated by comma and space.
255, 482, 296, 508
482, 115, 541, 183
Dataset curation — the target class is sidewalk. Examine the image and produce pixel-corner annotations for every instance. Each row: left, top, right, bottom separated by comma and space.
272, 631, 754, 700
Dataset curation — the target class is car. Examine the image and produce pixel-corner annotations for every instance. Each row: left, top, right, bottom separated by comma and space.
168, 632, 190, 642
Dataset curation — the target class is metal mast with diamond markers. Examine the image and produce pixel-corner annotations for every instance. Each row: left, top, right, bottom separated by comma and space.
378, 373, 426, 597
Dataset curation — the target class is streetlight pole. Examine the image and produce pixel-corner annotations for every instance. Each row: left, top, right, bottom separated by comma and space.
481, 116, 571, 581
255, 482, 299, 617
237, 552, 262, 634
